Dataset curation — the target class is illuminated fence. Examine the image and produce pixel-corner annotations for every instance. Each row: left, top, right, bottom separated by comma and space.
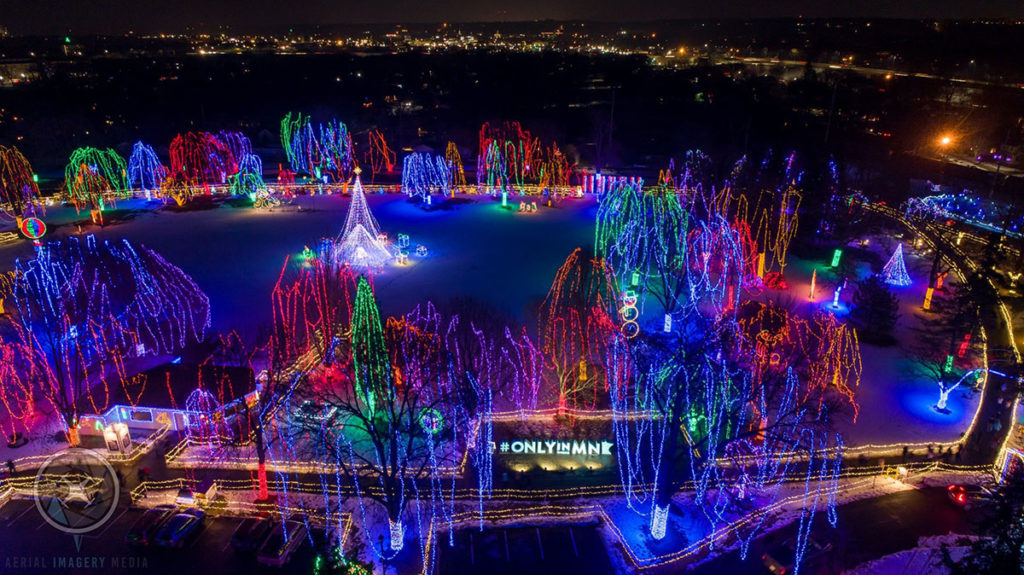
415, 463, 990, 574
5, 422, 171, 472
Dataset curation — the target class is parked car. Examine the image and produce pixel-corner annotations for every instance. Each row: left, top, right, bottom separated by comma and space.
125, 504, 178, 546
231, 516, 274, 552
947, 483, 994, 508
154, 507, 206, 548
257, 520, 306, 567
762, 534, 832, 575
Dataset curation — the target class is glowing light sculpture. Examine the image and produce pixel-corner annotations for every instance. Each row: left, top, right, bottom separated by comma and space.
882, 243, 912, 286
325, 171, 391, 270
280, 113, 355, 183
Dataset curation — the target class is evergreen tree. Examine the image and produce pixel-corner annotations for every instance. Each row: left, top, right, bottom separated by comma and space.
850, 274, 900, 344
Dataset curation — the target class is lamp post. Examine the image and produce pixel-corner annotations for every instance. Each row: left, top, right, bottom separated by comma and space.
937, 134, 954, 187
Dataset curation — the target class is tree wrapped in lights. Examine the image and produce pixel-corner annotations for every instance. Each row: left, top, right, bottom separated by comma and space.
64, 147, 129, 212
281, 112, 319, 176
536, 143, 574, 189
738, 301, 862, 421
539, 247, 620, 414
364, 130, 396, 183
0, 145, 40, 219
882, 243, 912, 286
217, 131, 253, 165
719, 151, 802, 280
595, 161, 846, 571
477, 121, 539, 191
319, 120, 356, 183
280, 113, 355, 183
401, 153, 452, 201
0, 235, 209, 443
277, 280, 495, 559
230, 153, 272, 205
126, 141, 167, 200
169, 132, 238, 191
444, 141, 465, 189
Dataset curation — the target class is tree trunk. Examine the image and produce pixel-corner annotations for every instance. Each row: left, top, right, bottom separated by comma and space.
651, 390, 686, 539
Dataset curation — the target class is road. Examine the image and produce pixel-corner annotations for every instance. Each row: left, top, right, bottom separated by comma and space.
691, 486, 982, 575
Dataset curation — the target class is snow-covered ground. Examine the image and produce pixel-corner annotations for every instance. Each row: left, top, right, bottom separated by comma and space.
0, 197, 984, 454
846, 533, 981, 575
777, 238, 983, 449
0, 194, 597, 332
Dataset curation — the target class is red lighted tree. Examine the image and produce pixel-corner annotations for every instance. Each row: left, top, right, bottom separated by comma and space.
539, 247, 620, 414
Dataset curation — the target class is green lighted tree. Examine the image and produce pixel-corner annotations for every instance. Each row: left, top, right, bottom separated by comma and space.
351, 276, 391, 410
64, 147, 129, 213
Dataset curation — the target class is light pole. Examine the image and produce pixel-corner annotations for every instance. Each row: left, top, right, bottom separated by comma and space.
937, 134, 954, 187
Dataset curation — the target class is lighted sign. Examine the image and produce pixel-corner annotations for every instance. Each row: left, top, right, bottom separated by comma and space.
497, 439, 614, 457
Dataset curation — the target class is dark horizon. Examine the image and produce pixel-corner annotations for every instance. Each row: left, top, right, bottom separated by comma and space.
4, 0, 1024, 36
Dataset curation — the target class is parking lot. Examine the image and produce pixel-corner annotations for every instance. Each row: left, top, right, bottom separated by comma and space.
0, 498, 319, 574
436, 524, 615, 575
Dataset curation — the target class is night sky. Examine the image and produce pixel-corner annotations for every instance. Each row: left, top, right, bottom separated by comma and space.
3, 0, 1024, 35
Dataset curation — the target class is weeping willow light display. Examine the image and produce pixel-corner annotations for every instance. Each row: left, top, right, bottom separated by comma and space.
280, 113, 355, 183
539, 247, 620, 415
402, 153, 452, 200
64, 147, 129, 212
230, 153, 277, 207
169, 132, 238, 192
476, 122, 576, 192
0, 235, 209, 443
444, 142, 466, 189
0, 145, 40, 218
217, 130, 253, 165
477, 121, 539, 192
596, 155, 849, 574
126, 141, 168, 200
729, 152, 803, 279
536, 142, 573, 189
